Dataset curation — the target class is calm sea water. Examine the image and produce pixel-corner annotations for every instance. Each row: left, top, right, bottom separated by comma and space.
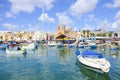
0, 45, 120, 80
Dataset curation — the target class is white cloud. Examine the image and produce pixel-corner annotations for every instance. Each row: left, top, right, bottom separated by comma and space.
111, 19, 120, 29
56, 13, 73, 26
88, 14, 100, 23
3, 23, 18, 30
97, 20, 111, 29
28, 26, 40, 31
115, 11, 120, 20
28, 24, 32, 27
69, 0, 98, 16
105, 0, 120, 8
83, 24, 95, 30
7, 0, 55, 17
84, 14, 120, 31
38, 13, 55, 23
27, 24, 42, 31
6, 12, 15, 18
96, 19, 120, 31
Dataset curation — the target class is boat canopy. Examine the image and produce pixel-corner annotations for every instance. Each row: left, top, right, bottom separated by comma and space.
82, 50, 104, 58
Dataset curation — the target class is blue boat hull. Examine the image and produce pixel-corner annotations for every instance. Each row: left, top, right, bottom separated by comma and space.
0, 44, 8, 50
68, 45, 74, 48
110, 48, 119, 50
57, 45, 63, 48
79, 46, 84, 48
0, 48, 6, 50
88, 45, 97, 49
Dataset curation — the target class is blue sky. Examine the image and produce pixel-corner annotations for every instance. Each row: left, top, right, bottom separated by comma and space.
0, 0, 120, 32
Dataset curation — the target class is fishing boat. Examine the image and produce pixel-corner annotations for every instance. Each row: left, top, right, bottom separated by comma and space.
110, 45, 119, 50
68, 40, 79, 48
0, 44, 8, 50
8, 41, 16, 46
75, 50, 111, 73
88, 42, 97, 49
56, 42, 64, 48
6, 46, 25, 55
110, 42, 119, 50
79, 45, 85, 48
78, 42, 87, 48
86, 37, 97, 49
22, 43, 35, 50
34, 41, 39, 49
68, 44, 74, 48
47, 41, 56, 47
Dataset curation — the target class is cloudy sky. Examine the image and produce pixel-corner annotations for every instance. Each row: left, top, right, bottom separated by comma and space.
0, 0, 120, 32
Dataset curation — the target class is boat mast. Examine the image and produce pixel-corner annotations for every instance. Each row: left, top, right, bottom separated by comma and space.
42, 8, 45, 40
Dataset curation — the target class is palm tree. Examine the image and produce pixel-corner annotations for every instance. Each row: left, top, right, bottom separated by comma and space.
86, 30, 90, 37
90, 33, 93, 37
97, 34, 101, 37
82, 30, 86, 37
0, 36, 3, 41
93, 33, 95, 37
103, 33, 107, 37
28, 36, 32, 41
10, 36, 14, 41
18, 33, 23, 41
108, 31, 113, 37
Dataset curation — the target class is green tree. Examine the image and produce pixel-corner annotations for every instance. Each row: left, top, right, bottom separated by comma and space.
90, 33, 95, 37
18, 33, 23, 40
86, 30, 90, 37
108, 32, 113, 37
28, 36, 32, 40
97, 34, 101, 36
93, 33, 95, 37
10, 36, 14, 41
0, 36, 3, 41
103, 33, 107, 37
82, 30, 86, 37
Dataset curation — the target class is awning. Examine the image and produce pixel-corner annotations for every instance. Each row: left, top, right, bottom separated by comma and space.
56, 34, 74, 40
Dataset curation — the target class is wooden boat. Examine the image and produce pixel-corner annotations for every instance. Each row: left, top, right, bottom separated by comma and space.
68, 40, 79, 48
56, 42, 64, 48
8, 41, 16, 46
6, 46, 24, 55
22, 43, 35, 50
78, 42, 87, 48
88, 42, 97, 49
0, 44, 8, 50
47, 41, 56, 47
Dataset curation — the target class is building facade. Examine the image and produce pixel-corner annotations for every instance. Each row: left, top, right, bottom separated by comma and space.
55, 24, 78, 39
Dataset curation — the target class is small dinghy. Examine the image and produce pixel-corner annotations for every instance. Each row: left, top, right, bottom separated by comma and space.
22, 43, 35, 50
6, 46, 25, 55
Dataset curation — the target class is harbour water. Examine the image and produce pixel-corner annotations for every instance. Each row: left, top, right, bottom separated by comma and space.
0, 45, 120, 80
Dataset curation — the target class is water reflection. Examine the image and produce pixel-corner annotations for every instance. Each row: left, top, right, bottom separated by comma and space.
0, 44, 120, 80
57, 48, 69, 57
76, 60, 111, 80
110, 50, 120, 58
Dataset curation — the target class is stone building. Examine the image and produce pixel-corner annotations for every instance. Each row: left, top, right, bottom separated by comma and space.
55, 24, 78, 40
117, 30, 120, 38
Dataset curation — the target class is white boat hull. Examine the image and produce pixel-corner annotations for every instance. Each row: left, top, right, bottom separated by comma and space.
22, 43, 35, 50
6, 48, 24, 55
77, 55, 110, 73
